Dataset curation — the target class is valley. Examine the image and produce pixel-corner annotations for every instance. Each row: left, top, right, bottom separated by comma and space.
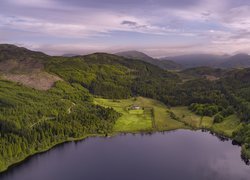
2, 0, 250, 179
0, 44, 250, 174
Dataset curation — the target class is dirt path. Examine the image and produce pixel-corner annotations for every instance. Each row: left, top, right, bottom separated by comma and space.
30, 117, 56, 128
30, 102, 75, 128
67, 102, 76, 114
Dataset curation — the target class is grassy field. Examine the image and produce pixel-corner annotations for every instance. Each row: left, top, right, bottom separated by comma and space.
201, 116, 214, 128
94, 97, 186, 132
212, 115, 242, 137
170, 107, 214, 128
95, 97, 242, 137
170, 107, 241, 137
94, 98, 152, 132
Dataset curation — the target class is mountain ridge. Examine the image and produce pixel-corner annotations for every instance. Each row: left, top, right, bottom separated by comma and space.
116, 50, 182, 70
218, 53, 250, 68
160, 53, 250, 69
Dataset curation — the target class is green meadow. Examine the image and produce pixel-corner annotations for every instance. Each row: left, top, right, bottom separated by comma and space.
94, 97, 153, 132
95, 97, 242, 138
95, 97, 187, 132
168, 106, 241, 137
170, 106, 214, 128
212, 115, 242, 137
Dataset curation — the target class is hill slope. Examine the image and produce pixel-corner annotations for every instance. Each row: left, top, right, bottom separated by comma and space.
218, 54, 250, 68
116, 50, 182, 70
1, 44, 250, 172
0, 44, 61, 90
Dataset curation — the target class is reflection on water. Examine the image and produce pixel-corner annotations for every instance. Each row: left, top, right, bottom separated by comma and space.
1, 130, 250, 180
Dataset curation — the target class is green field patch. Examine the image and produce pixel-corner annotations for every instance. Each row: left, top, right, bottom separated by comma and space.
169, 107, 216, 129
94, 97, 152, 132
128, 109, 144, 115
170, 107, 202, 128
200, 116, 214, 128
95, 97, 242, 137
94, 97, 187, 132
169, 107, 241, 137
212, 115, 242, 137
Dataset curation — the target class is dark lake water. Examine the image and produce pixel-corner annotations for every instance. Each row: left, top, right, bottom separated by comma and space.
1, 130, 250, 180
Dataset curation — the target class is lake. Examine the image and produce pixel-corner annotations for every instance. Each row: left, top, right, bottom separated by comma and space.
1, 130, 250, 180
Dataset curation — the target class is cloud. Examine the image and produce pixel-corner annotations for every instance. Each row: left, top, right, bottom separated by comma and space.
16, 0, 55, 6
1, 0, 250, 55
0, 11, 191, 40
121, 21, 138, 26
52, 0, 201, 10
6, 0, 55, 8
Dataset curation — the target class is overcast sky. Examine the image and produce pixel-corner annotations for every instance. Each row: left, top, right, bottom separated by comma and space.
1, 0, 250, 56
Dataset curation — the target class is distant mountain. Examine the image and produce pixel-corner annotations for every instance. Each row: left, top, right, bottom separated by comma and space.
161, 53, 250, 69
116, 50, 182, 70
62, 53, 79, 57
116, 51, 154, 63
160, 54, 227, 68
218, 54, 250, 68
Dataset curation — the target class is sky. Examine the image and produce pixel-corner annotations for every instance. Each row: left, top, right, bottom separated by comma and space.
1, 0, 250, 57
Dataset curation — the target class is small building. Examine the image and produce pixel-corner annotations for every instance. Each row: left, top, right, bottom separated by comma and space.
131, 105, 141, 110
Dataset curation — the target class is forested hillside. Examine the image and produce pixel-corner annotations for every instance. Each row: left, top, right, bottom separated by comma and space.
0, 80, 120, 172
1, 44, 250, 172
45, 53, 180, 100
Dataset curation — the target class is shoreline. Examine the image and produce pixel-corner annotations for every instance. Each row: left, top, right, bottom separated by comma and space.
0, 134, 106, 174
1, 125, 247, 175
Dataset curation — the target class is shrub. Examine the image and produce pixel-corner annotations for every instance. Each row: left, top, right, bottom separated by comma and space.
214, 114, 224, 123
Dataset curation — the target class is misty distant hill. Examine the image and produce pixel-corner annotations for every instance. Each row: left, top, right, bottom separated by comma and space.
160, 54, 227, 68
161, 53, 250, 69
218, 54, 250, 68
116, 51, 182, 70
62, 53, 79, 57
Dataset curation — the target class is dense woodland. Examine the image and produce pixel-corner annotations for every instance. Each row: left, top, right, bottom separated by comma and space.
0, 80, 120, 171
0, 45, 250, 171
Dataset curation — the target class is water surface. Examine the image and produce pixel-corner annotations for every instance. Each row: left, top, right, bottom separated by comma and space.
1, 130, 249, 180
